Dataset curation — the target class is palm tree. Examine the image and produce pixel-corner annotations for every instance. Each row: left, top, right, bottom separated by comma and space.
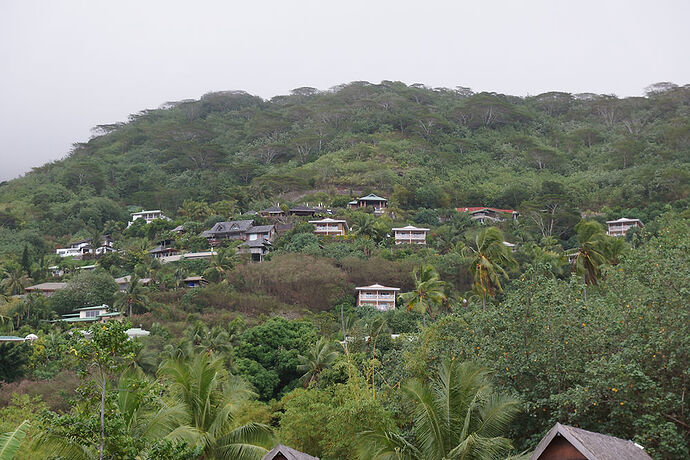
173, 267, 188, 290
114, 275, 149, 317
399, 264, 447, 326
297, 337, 338, 387
0, 263, 31, 296
157, 353, 275, 459
203, 248, 237, 283
460, 227, 517, 309
570, 220, 608, 286
0, 420, 30, 460
360, 359, 523, 460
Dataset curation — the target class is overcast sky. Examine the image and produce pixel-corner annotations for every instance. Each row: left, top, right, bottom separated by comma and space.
1, 0, 688, 181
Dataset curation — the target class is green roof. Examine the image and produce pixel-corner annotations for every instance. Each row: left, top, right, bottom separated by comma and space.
359, 194, 387, 201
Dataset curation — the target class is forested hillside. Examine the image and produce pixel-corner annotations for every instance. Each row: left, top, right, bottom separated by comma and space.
0, 81, 689, 460
0, 80, 688, 254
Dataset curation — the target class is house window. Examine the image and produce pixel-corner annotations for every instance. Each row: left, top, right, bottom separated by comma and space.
84, 310, 101, 318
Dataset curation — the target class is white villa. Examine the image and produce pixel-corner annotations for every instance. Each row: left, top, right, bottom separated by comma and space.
128, 210, 170, 228
53, 304, 121, 323
606, 218, 643, 237
356, 284, 400, 311
56, 240, 92, 258
392, 225, 429, 245
309, 218, 348, 237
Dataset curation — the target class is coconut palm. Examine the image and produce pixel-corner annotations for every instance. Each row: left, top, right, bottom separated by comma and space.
0, 263, 31, 296
399, 264, 447, 326
460, 227, 517, 309
297, 337, 339, 387
157, 353, 275, 459
570, 220, 609, 286
114, 275, 149, 317
203, 248, 237, 283
360, 359, 523, 460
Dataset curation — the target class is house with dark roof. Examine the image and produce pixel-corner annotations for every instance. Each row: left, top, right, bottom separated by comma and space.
530, 423, 652, 460
260, 205, 286, 218
201, 219, 256, 245
149, 245, 179, 259
288, 205, 320, 217
348, 193, 388, 215
183, 276, 208, 288
238, 238, 272, 262
456, 206, 519, 223
247, 224, 276, 242
261, 444, 319, 460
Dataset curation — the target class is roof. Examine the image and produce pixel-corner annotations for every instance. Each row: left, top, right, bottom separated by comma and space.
309, 218, 347, 224
172, 225, 185, 232
261, 206, 284, 213
289, 205, 318, 212
356, 283, 401, 291
131, 210, 163, 215
149, 245, 178, 254
205, 220, 255, 235
358, 193, 387, 202
181, 251, 217, 259
248, 225, 275, 233
530, 423, 652, 460
114, 276, 152, 285
242, 238, 272, 248
392, 225, 430, 231
606, 217, 643, 225
456, 207, 518, 214
184, 276, 207, 282
261, 444, 319, 460
25, 282, 67, 291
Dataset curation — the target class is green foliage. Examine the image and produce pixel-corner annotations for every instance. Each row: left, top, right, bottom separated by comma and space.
0, 420, 29, 460
50, 271, 119, 315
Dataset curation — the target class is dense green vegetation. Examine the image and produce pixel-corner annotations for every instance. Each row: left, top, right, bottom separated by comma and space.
0, 81, 689, 459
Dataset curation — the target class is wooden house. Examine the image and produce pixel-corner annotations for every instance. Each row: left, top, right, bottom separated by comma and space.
392, 225, 429, 245
201, 219, 255, 245
606, 218, 643, 237
348, 193, 388, 215
530, 423, 652, 460
288, 205, 319, 217
25, 282, 67, 297
238, 238, 272, 262
356, 284, 400, 311
309, 218, 348, 236
260, 205, 286, 218
183, 276, 208, 288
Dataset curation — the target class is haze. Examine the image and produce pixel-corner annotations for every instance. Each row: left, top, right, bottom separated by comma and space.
1, 0, 688, 181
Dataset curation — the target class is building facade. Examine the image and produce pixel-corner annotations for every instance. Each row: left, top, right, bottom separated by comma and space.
606, 218, 643, 237
356, 284, 400, 311
392, 225, 429, 244
309, 218, 348, 236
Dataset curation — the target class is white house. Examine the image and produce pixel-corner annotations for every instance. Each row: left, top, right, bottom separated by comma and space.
56, 240, 92, 258
606, 218, 643, 237
53, 304, 121, 323
128, 210, 170, 228
309, 218, 348, 236
356, 284, 400, 311
392, 225, 429, 245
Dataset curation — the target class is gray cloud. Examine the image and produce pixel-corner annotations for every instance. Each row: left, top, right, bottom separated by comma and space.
1, 0, 688, 180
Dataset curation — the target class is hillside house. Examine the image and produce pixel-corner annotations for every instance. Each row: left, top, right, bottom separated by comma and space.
53, 304, 122, 323
261, 444, 319, 460
201, 219, 255, 244
260, 205, 286, 218
288, 205, 320, 217
247, 224, 276, 242
238, 238, 272, 262
56, 239, 92, 258
348, 194, 387, 215
392, 225, 429, 244
25, 282, 67, 297
606, 217, 643, 237
128, 210, 170, 228
183, 276, 208, 288
114, 275, 152, 292
530, 423, 651, 460
149, 245, 179, 259
356, 284, 400, 311
456, 207, 519, 223
309, 218, 348, 236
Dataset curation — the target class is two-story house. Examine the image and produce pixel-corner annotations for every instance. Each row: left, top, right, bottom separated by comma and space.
309, 218, 348, 236
128, 210, 170, 228
392, 225, 429, 245
54, 304, 121, 323
201, 219, 255, 245
606, 217, 643, 237
56, 239, 93, 258
356, 284, 400, 311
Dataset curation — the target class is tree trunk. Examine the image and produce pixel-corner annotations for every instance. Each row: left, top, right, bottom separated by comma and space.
482, 292, 486, 310
340, 304, 348, 353
99, 368, 106, 460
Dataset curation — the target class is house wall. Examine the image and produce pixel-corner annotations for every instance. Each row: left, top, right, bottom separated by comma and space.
536, 437, 587, 460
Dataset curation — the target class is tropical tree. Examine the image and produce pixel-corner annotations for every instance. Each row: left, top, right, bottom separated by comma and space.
570, 220, 609, 286
460, 227, 517, 308
0, 263, 31, 296
399, 264, 447, 326
203, 248, 237, 283
0, 420, 30, 460
360, 359, 523, 460
157, 353, 275, 459
297, 337, 338, 387
114, 275, 149, 317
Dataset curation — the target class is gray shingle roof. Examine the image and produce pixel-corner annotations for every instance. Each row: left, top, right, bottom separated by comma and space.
531, 423, 652, 460
204, 219, 255, 236
248, 225, 275, 233
261, 444, 319, 460
261, 206, 284, 213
